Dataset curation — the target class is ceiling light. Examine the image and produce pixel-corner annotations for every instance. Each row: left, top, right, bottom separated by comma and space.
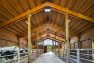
45, 8, 51, 12
46, 26, 50, 29
44, 7, 51, 12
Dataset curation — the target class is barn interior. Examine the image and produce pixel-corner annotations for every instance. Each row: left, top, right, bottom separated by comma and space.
0, 0, 94, 63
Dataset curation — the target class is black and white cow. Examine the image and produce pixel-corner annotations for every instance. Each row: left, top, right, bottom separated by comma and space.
0, 47, 28, 61
1, 50, 16, 60
19, 48, 27, 57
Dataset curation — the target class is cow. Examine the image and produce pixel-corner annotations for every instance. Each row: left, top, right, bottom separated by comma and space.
2, 50, 15, 60
19, 48, 26, 57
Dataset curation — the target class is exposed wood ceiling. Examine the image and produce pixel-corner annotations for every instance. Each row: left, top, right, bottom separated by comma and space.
0, 0, 94, 43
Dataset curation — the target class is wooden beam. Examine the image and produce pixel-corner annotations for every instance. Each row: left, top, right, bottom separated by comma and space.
20, 23, 63, 38
0, 2, 48, 28
47, 2, 94, 23
1, 2, 94, 29
36, 33, 66, 42
32, 23, 62, 33
37, 36, 65, 44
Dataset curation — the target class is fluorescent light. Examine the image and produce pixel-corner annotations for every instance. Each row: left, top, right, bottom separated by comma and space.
45, 8, 51, 12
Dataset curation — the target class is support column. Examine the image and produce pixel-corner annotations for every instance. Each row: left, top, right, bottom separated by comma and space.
55, 34, 57, 55
57, 34, 60, 57
42, 40, 44, 51
63, 43, 66, 58
37, 31, 39, 56
65, 13, 70, 63
92, 38, 94, 60
17, 37, 20, 47
78, 34, 81, 49
28, 14, 32, 63
52, 40, 54, 51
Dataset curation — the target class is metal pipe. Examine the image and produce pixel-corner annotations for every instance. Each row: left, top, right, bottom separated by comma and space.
77, 49, 80, 63
17, 48, 20, 63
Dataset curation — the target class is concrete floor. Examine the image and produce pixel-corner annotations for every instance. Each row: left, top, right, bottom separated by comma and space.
32, 52, 65, 63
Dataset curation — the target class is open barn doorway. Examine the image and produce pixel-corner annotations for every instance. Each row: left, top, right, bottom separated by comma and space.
44, 45, 53, 53
38, 39, 59, 53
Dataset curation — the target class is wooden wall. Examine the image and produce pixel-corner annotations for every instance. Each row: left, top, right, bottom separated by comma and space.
19, 37, 27, 48
80, 27, 94, 48
70, 36, 78, 49
0, 26, 94, 49
0, 28, 27, 48
70, 27, 94, 49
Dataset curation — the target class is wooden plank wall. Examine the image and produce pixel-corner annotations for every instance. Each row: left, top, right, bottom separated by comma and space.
0, 27, 94, 48
19, 37, 27, 48
70, 36, 78, 49
0, 29, 27, 48
80, 27, 94, 48
70, 27, 94, 49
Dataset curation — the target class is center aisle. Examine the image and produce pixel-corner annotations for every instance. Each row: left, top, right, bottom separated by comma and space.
32, 52, 65, 63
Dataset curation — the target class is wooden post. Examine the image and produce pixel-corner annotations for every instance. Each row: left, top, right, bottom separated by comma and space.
42, 40, 44, 51
28, 14, 32, 63
57, 34, 60, 57
65, 13, 70, 63
37, 31, 39, 56
52, 40, 54, 51
63, 43, 65, 58
78, 34, 81, 49
55, 34, 57, 55
17, 37, 20, 47
36, 42, 39, 56
92, 38, 94, 60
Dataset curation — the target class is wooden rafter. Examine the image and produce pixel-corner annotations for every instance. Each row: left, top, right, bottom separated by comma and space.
36, 37, 64, 43
32, 33, 66, 43
0, 2, 48, 28
0, 2, 94, 28
21, 23, 63, 38
47, 2, 94, 23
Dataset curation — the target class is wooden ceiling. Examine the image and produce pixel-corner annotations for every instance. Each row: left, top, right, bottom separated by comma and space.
0, 0, 94, 43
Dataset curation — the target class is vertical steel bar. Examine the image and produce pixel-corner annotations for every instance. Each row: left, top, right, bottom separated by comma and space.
77, 49, 80, 63
17, 48, 20, 63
